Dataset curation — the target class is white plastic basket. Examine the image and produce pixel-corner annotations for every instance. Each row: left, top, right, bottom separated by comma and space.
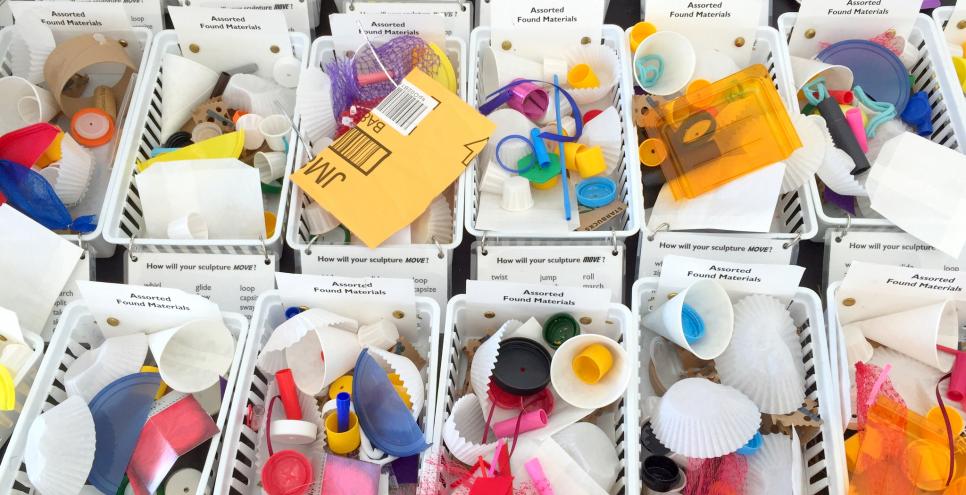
632, 278, 846, 495
285, 36, 466, 255
214, 291, 442, 494
0, 27, 153, 258
422, 294, 640, 495
464, 25, 643, 242
103, 30, 310, 257
0, 301, 250, 495
824, 282, 864, 430
0, 330, 44, 448
778, 13, 966, 241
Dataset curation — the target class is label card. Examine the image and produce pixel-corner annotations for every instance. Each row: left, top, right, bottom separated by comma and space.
42, 253, 93, 340
10, 0, 136, 42
298, 246, 449, 308
639, 232, 794, 279
181, 0, 310, 37
789, 0, 920, 57
169, 6, 293, 79
329, 12, 446, 56
656, 255, 805, 303
341, 1, 472, 44
77, 280, 222, 338
644, 0, 762, 66
825, 229, 966, 288
465, 279, 612, 335
276, 272, 417, 327
127, 252, 276, 319
944, 0, 966, 46
837, 261, 966, 325
473, 244, 625, 302
487, 0, 605, 59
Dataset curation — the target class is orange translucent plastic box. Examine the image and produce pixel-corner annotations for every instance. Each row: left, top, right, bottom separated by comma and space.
639, 64, 801, 200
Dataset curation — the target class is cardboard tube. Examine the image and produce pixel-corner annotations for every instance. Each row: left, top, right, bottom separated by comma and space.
43, 33, 136, 118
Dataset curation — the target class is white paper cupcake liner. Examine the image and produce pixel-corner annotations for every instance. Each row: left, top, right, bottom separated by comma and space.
653, 378, 761, 458
442, 394, 499, 465
368, 347, 424, 417
24, 396, 96, 495
469, 321, 515, 418
745, 433, 795, 495
483, 109, 536, 170
564, 45, 619, 105
715, 295, 805, 414
541, 116, 577, 137
783, 114, 828, 193
295, 67, 336, 143
577, 106, 622, 175
817, 147, 868, 197
222, 74, 278, 115
257, 308, 359, 374
11, 17, 54, 84
410, 195, 454, 245
479, 161, 513, 196
64, 333, 149, 403
534, 97, 574, 126
50, 135, 94, 207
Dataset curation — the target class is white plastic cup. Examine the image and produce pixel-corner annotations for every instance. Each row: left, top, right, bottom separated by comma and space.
501, 176, 534, 212
258, 114, 292, 152
254, 151, 287, 183
166, 213, 209, 240
0, 76, 59, 133
235, 114, 265, 150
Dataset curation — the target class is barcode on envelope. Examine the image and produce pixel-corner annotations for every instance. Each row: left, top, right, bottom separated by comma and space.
372, 80, 439, 135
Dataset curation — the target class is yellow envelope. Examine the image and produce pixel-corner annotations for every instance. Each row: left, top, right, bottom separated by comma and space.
291, 69, 495, 247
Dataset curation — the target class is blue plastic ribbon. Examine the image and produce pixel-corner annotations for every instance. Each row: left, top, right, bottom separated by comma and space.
495, 134, 537, 174
482, 79, 584, 142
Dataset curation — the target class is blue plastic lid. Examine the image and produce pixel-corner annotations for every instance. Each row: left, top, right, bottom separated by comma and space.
576, 177, 617, 208
736, 432, 763, 455
352, 350, 429, 457
88, 373, 161, 493
817, 40, 910, 114
680, 304, 705, 345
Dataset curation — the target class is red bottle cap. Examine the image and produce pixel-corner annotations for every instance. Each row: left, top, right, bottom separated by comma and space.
262, 450, 312, 495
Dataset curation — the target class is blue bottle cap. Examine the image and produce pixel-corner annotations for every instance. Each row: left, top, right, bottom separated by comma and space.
736, 431, 763, 455
680, 303, 705, 345
575, 177, 617, 208
284, 306, 303, 319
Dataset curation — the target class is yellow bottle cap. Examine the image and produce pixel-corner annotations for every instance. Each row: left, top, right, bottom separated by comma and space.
571, 343, 614, 384
567, 63, 600, 89
629, 22, 657, 53
324, 411, 361, 455
575, 145, 606, 178
563, 142, 585, 171
264, 211, 277, 238
328, 375, 353, 400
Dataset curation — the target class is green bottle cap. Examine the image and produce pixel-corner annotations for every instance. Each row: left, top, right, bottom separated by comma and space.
542, 313, 580, 349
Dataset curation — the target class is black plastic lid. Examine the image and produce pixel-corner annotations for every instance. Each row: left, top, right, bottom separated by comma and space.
491, 338, 552, 396
642, 455, 681, 492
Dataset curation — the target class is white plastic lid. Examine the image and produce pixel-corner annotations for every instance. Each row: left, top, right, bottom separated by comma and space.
273, 56, 301, 88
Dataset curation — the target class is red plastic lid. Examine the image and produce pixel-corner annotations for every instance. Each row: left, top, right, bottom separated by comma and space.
71, 108, 115, 147
262, 450, 312, 495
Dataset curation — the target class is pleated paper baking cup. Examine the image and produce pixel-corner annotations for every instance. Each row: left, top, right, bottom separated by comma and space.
653, 378, 761, 458
479, 160, 513, 195
479, 47, 544, 96
442, 394, 499, 465
577, 106, 622, 175
469, 321, 513, 416
368, 347, 424, 417
541, 115, 577, 137
817, 147, 868, 197
11, 17, 55, 84
24, 396, 96, 495
295, 66, 336, 143
715, 295, 805, 414
49, 134, 94, 207
64, 333, 149, 402
149, 319, 235, 393
257, 308, 359, 373
782, 114, 828, 193
564, 45, 619, 105
410, 195, 453, 245
223, 73, 287, 117
745, 433, 795, 495
483, 109, 536, 170
843, 324, 874, 368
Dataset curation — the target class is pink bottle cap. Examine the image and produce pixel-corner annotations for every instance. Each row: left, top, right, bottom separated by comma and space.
508, 80, 549, 121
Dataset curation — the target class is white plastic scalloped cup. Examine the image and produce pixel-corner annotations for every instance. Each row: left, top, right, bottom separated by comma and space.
295, 67, 336, 144
745, 433, 795, 495
287, 326, 361, 395
641, 280, 734, 360
410, 195, 454, 245
550, 334, 630, 410
501, 176, 534, 212
564, 44, 619, 105
469, 321, 515, 417
235, 114, 265, 150
148, 319, 235, 393
715, 295, 805, 415
442, 393, 499, 465
633, 30, 696, 96
783, 114, 828, 194
24, 395, 96, 495
577, 106, 622, 175
257, 308, 359, 373
653, 377, 761, 458
479, 160, 513, 196
64, 333, 149, 403
367, 347, 424, 417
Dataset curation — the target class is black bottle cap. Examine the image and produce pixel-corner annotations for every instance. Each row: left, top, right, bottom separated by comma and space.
642, 455, 681, 492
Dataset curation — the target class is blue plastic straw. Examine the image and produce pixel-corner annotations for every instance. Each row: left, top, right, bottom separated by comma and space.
553, 75, 571, 221
337, 392, 351, 432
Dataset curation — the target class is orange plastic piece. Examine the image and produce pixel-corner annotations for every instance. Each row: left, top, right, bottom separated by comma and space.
70, 108, 115, 147
629, 22, 657, 53
264, 211, 277, 238
34, 132, 65, 169
232, 110, 247, 123
638, 64, 802, 200
639, 138, 667, 167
